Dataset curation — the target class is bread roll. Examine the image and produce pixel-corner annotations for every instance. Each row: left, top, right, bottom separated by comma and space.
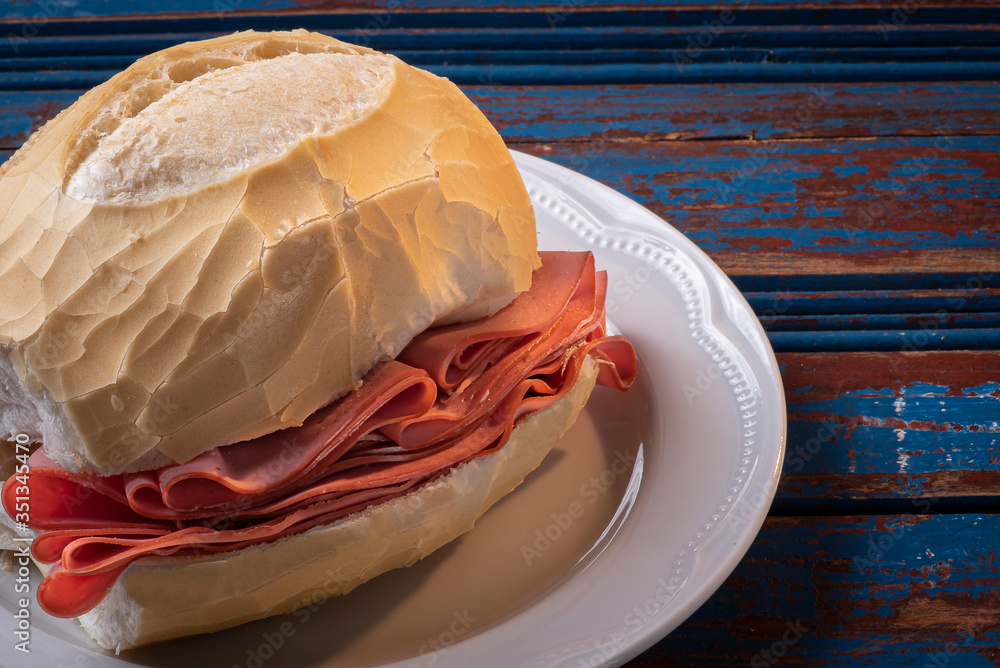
77, 356, 599, 651
0, 29, 539, 475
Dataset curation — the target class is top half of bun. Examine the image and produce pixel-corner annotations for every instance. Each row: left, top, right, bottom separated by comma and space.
0, 29, 539, 475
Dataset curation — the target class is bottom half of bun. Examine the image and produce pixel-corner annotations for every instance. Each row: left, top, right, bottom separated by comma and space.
76, 355, 601, 651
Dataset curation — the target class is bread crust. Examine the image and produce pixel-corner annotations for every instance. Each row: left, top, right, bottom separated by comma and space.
0, 30, 538, 474
77, 356, 600, 651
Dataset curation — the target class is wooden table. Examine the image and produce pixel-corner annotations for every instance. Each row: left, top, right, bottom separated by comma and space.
2, 1, 998, 666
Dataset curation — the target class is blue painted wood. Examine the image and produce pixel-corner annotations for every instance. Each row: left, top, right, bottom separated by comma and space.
9, 60, 1000, 88
773, 351, 1000, 504
759, 312, 1000, 332
520, 136, 1000, 276
12, 46, 1000, 72
0, 90, 79, 148
769, 328, 1000, 352
640, 514, 1000, 667
734, 273, 1000, 292
1, 3, 997, 29
750, 289, 1000, 351
3, 0, 996, 15
435, 61, 1000, 84
785, 394, 1000, 478
0, 69, 118, 90
9, 46, 1000, 84
472, 81, 1000, 142
760, 312, 1000, 333
745, 290, 1000, 316
5, 26, 1000, 59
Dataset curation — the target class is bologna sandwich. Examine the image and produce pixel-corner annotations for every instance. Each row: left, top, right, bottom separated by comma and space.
0, 29, 636, 650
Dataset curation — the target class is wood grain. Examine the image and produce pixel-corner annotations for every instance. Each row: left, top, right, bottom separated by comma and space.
8, 61, 1000, 88
777, 351, 1000, 508
517, 137, 1000, 276
0, 0, 994, 22
472, 82, 1000, 142
626, 514, 1000, 667
4, 25, 1000, 58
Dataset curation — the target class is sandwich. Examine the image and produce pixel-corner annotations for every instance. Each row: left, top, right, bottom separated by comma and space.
0, 29, 637, 651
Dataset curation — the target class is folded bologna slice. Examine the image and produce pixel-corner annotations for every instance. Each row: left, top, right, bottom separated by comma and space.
3, 251, 638, 650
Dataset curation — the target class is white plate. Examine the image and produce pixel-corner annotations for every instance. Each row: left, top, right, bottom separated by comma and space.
0, 151, 786, 668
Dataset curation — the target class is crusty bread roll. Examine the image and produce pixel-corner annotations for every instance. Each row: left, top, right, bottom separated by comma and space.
0, 29, 539, 475
77, 356, 599, 651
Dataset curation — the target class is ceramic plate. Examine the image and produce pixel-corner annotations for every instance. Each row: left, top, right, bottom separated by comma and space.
1, 151, 786, 668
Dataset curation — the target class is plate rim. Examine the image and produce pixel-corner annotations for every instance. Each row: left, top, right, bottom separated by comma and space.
507, 150, 787, 667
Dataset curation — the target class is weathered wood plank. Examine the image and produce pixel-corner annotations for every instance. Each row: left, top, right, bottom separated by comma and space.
752, 287, 1000, 349
5, 82, 1000, 152
752, 279, 1000, 344
769, 328, 1000, 352
763, 311, 1000, 351
715, 249, 1000, 277
0, 0, 995, 23
746, 289, 1000, 315
626, 514, 1000, 667
775, 351, 1000, 507
4, 25, 1000, 60
516, 136, 1000, 276
735, 272, 1000, 292
9, 60, 1000, 88
0, 90, 79, 149
759, 313, 1000, 331
472, 82, 1000, 142
10, 46, 1000, 71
